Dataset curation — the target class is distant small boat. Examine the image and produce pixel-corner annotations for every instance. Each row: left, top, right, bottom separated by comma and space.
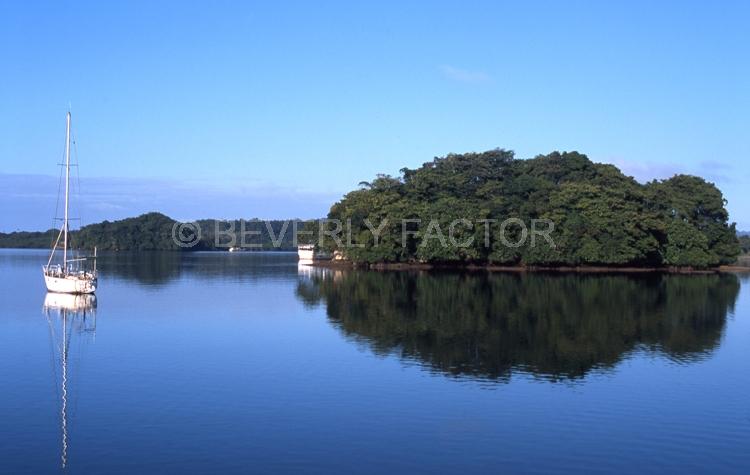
298, 244, 330, 263
298, 244, 315, 262
43, 112, 97, 294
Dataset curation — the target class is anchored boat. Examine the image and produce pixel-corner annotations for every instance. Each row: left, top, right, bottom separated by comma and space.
42, 112, 98, 294
297, 244, 332, 264
297, 244, 315, 263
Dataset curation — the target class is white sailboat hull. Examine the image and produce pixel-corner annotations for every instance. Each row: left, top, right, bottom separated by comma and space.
44, 274, 97, 294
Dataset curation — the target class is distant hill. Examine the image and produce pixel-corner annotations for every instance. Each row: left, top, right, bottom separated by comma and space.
737, 230, 750, 237
0, 212, 310, 251
0, 229, 58, 249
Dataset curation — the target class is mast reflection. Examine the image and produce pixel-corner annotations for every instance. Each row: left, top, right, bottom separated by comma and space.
43, 292, 97, 470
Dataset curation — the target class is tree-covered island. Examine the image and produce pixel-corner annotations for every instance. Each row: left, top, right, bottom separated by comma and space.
322, 149, 740, 269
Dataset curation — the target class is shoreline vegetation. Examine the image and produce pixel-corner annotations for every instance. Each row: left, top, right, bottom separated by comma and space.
0, 213, 306, 252
2, 149, 748, 272
321, 150, 743, 270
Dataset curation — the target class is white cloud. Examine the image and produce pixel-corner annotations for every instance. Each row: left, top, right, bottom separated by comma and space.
0, 174, 343, 231
608, 159, 683, 183
608, 158, 734, 185
439, 65, 491, 84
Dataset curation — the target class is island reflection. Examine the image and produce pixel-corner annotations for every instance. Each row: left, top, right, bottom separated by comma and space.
296, 270, 740, 382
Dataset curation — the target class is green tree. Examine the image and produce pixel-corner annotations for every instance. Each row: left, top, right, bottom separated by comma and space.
325, 149, 739, 268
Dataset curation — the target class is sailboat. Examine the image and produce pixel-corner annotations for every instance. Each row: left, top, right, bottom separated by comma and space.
43, 112, 98, 294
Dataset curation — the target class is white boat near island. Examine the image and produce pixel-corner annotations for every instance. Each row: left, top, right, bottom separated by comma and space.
297, 244, 332, 264
42, 112, 97, 294
297, 244, 315, 263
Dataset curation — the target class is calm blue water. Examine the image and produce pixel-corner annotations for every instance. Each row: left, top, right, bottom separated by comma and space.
1, 249, 749, 474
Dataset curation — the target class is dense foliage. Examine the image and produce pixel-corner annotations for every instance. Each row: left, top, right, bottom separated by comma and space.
739, 235, 750, 254
74, 213, 186, 250
326, 150, 740, 268
0, 229, 59, 248
0, 212, 307, 251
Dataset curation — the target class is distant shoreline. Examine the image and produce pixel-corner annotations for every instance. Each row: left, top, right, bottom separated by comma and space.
5, 245, 748, 273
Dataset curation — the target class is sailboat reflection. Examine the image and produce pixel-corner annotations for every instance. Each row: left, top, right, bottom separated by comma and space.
43, 292, 97, 469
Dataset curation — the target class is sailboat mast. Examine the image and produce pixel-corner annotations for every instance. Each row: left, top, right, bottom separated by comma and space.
63, 112, 71, 269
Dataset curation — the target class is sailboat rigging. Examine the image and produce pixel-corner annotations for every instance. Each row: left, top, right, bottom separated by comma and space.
43, 111, 97, 294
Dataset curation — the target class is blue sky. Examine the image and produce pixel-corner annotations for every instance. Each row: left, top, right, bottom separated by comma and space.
1, 0, 748, 231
